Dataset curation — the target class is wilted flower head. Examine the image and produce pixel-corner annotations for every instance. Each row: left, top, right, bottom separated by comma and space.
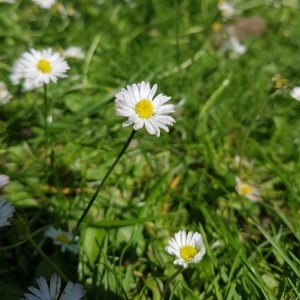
0, 199, 15, 227
165, 230, 206, 268
290, 87, 300, 101
235, 176, 261, 202
21, 273, 86, 300
45, 227, 79, 254
115, 81, 175, 137
31, 0, 56, 9
0, 82, 12, 105
10, 48, 69, 89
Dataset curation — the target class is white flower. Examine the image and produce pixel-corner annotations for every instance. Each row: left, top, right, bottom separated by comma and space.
10, 57, 43, 91
21, 273, 86, 300
11, 48, 69, 88
228, 36, 246, 55
221, 36, 246, 56
290, 87, 300, 101
0, 199, 15, 227
165, 230, 206, 268
218, 2, 235, 20
0, 174, 10, 189
115, 81, 175, 137
235, 177, 261, 202
31, 0, 56, 9
44, 227, 79, 254
0, 82, 12, 105
62, 47, 85, 59
0, 0, 16, 3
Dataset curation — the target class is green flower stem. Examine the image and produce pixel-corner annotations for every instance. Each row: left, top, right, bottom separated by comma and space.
43, 83, 51, 153
74, 129, 136, 235
43, 84, 50, 126
25, 233, 70, 283
162, 268, 184, 299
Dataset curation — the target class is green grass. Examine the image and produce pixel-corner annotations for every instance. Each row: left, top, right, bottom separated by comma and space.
1, 0, 300, 299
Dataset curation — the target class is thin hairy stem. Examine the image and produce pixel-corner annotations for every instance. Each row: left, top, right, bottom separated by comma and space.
74, 129, 136, 235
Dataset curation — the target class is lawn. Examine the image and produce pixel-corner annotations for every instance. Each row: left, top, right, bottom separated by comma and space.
0, 0, 300, 299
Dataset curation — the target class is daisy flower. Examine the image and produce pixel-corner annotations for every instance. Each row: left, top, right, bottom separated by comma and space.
0, 0, 16, 4
235, 176, 261, 202
11, 48, 69, 87
218, 2, 235, 20
31, 0, 56, 9
290, 87, 300, 101
10, 57, 43, 91
0, 82, 12, 104
227, 36, 246, 55
0, 174, 10, 189
62, 47, 85, 59
165, 230, 206, 268
115, 81, 175, 137
21, 273, 86, 300
0, 199, 15, 227
44, 227, 79, 254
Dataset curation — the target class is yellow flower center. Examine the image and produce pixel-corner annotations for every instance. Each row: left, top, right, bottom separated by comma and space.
180, 245, 197, 262
239, 184, 253, 196
212, 22, 221, 32
55, 233, 69, 244
135, 99, 154, 119
37, 59, 52, 73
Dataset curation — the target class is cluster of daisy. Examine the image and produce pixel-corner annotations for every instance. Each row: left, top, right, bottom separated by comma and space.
2, 15, 204, 293
17, 230, 206, 299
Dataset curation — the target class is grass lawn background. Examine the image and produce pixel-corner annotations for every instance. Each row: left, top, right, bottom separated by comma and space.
0, 0, 300, 299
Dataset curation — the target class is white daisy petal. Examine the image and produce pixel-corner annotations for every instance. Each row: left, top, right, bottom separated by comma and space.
21, 274, 86, 300
144, 120, 158, 136
0, 83, 12, 105
0, 199, 15, 227
290, 86, 300, 101
31, 0, 56, 9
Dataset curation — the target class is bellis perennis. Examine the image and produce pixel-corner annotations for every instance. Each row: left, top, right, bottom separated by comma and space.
10, 48, 69, 89
115, 81, 175, 137
165, 230, 206, 268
